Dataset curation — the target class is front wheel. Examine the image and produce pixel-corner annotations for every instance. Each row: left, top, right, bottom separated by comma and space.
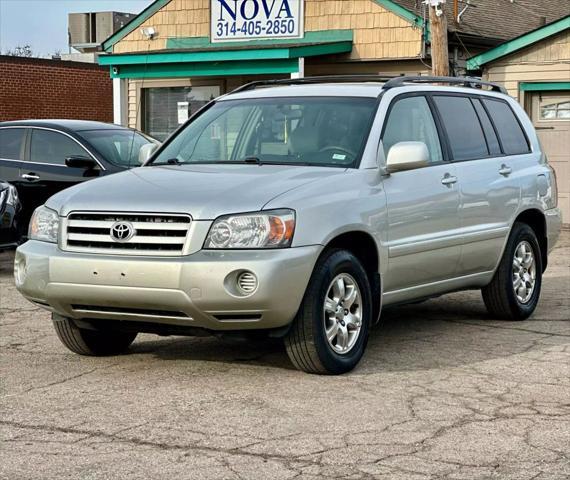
482, 223, 543, 320
284, 249, 372, 374
52, 314, 137, 356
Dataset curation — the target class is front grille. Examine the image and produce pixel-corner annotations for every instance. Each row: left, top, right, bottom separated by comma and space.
62, 212, 192, 256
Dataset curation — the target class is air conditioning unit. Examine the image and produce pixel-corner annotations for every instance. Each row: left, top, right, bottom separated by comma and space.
68, 12, 136, 53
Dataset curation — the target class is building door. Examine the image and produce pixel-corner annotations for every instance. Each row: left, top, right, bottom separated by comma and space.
530, 91, 570, 223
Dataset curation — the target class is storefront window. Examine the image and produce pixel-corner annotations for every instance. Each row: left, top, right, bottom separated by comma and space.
143, 86, 220, 141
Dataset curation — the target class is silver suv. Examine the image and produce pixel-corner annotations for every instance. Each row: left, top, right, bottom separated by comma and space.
14, 76, 562, 374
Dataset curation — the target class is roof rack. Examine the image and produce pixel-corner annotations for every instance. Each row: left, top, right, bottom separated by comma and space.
228, 74, 508, 96
230, 75, 399, 94
383, 76, 507, 94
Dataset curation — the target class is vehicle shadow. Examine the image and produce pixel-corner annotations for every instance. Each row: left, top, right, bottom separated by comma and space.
131, 283, 568, 374
2, 248, 566, 375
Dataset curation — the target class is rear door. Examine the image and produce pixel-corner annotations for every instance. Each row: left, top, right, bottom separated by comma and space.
17, 128, 101, 226
381, 93, 461, 295
434, 94, 529, 275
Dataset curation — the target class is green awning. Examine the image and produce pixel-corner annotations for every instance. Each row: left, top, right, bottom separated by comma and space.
99, 30, 353, 79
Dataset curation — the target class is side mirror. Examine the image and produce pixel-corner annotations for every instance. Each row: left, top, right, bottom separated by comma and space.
385, 141, 430, 173
65, 156, 98, 170
138, 143, 159, 165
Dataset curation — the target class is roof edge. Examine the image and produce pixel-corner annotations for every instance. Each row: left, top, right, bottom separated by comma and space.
102, 0, 426, 53
372, 0, 425, 28
467, 15, 570, 70
101, 0, 172, 52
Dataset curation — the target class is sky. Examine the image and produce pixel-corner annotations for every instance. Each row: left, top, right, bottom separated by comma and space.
0, 0, 153, 57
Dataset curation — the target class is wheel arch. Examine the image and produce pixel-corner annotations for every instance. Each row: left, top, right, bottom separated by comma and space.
320, 230, 382, 324
513, 208, 548, 272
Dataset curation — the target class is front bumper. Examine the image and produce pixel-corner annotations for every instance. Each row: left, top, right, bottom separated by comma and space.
14, 241, 321, 331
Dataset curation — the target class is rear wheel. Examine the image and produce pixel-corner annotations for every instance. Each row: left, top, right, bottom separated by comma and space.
52, 314, 137, 356
482, 223, 542, 320
284, 249, 372, 374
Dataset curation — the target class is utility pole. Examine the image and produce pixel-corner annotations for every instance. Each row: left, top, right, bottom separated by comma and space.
426, 0, 450, 76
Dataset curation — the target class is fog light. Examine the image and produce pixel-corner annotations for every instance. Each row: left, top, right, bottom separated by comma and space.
237, 271, 258, 295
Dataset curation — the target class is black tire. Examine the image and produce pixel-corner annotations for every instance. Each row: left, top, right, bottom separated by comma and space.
482, 222, 543, 320
284, 249, 372, 374
52, 314, 137, 356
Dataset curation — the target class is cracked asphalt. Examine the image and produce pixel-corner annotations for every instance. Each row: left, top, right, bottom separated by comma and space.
1, 233, 569, 480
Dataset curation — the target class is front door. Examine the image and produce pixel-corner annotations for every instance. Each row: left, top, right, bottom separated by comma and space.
380, 94, 461, 295
530, 91, 570, 223
16, 128, 100, 228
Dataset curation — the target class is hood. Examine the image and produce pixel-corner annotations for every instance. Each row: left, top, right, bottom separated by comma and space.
48, 164, 345, 219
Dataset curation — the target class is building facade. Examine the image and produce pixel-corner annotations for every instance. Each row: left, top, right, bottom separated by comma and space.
100, 0, 436, 140
0, 56, 113, 123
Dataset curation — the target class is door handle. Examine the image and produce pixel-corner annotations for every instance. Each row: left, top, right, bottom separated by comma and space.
441, 173, 458, 186
21, 173, 40, 181
499, 164, 512, 177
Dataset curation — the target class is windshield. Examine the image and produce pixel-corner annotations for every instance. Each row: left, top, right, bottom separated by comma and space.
151, 97, 377, 168
80, 129, 155, 168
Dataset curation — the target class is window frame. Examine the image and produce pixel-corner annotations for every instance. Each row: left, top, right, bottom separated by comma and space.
25, 127, 104, 170
538, 98, 570, 122
428, 92, 532, 162
471, 98, 502, 156
380, 91, 450, 166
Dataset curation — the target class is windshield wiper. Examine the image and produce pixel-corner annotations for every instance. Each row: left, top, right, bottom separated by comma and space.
243, 156, 263, 165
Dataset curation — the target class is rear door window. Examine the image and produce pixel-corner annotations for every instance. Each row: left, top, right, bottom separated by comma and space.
472, 99, 501, 156
432, 95, 488, 161
0, 128, 26, 160
482, 99, 530, 155
30, 129, 89, 165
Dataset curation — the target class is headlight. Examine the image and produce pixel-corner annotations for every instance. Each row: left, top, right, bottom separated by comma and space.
29, 206, 59, 243
204, 209, 295, 249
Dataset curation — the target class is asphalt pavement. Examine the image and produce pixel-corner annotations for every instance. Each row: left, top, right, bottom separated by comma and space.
1, 233, 569, 479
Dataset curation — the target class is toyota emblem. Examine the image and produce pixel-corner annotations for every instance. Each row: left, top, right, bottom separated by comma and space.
110, 222, 136, 242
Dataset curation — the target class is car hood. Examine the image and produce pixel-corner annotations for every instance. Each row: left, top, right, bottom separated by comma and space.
48, 164, 345, 219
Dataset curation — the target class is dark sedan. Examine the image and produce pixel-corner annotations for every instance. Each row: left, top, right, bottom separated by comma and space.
0, 120, 158, 234
0, 181, 22, 250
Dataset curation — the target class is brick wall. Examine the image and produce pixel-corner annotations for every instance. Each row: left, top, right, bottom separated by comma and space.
0, 56, 113, 122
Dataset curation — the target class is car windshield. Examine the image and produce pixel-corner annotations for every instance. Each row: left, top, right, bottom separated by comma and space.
80, 129, 154, 168
150, 97, 377, 168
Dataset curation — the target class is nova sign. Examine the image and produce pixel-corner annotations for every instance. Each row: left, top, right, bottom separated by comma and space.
211, 0, 304, 42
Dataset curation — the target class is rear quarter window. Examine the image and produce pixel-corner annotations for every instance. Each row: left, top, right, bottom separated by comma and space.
0, 128, 26, 160
482, 99, 530, 155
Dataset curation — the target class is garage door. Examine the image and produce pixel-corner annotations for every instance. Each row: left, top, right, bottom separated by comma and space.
530, 92, 570, 224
